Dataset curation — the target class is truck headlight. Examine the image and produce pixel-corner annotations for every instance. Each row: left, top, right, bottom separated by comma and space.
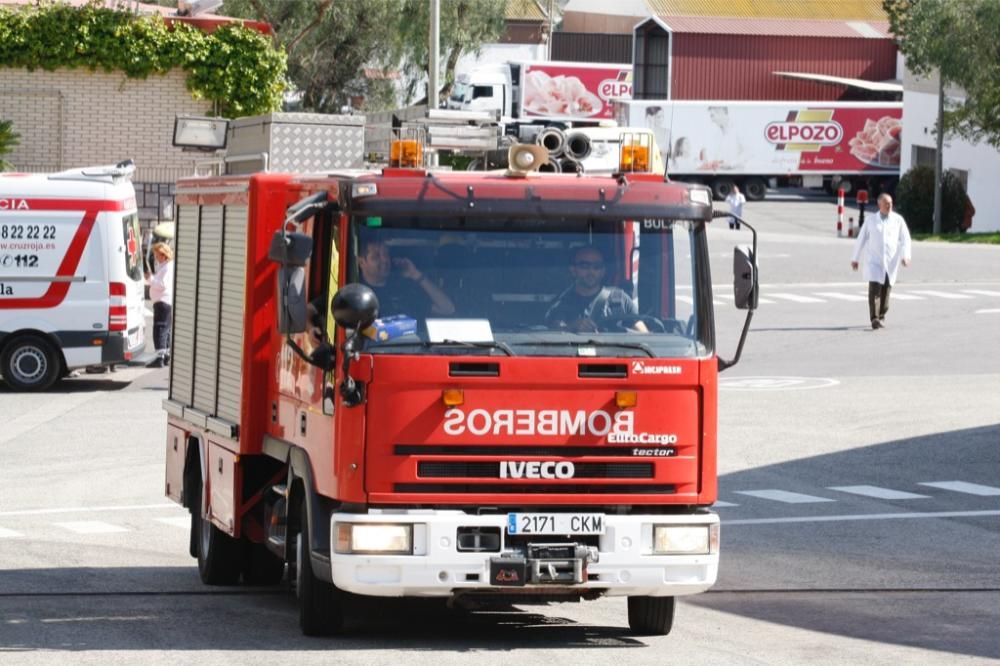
652, 525, 712, 555
335, 523, 413, 554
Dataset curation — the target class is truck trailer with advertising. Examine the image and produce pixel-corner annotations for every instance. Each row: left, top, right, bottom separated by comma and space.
616, 100, 903, 200
163, 135, 758, 636
448, 60, 632, 127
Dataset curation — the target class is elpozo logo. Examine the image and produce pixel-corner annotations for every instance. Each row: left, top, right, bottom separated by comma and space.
765, 109, 843, 151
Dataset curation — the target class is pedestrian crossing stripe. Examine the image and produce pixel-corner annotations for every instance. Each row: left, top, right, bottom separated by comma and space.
0, 526, 23, 538
962, 290, 1000, 297
918, 481, 1000, 496
767, 293, 826, 303
733, 489, 835, 503
53, 521, 130, 534
882, 293, 923, 300
814, 292, 867, 302
827, 485, 930, 500
909, 290, 974, 300
156, 517, 191, 528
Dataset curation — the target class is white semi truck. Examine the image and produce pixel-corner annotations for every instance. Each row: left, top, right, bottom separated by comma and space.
615, 100, 903, 200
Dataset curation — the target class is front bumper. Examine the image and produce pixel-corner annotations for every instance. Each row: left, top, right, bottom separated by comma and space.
329, 510, 718, 598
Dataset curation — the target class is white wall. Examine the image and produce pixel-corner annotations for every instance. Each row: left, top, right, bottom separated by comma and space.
454, 43, 548, 80
902, 90, 1000, 232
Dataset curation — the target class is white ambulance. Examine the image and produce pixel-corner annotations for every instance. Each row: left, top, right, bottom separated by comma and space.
0, 161, 146, 390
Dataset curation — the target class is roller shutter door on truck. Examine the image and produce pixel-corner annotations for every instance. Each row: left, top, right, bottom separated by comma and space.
167, 202, 248, 438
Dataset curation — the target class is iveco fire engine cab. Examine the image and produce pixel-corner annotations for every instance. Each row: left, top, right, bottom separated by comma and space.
163, 138, 758, 636
0, 161, 146, 390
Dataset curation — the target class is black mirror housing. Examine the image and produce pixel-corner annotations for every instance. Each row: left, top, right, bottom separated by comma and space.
333, 283, 380, 330
268, 231, 313, 267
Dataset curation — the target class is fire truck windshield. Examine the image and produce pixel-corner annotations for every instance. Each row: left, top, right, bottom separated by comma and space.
347, 215, 711, 358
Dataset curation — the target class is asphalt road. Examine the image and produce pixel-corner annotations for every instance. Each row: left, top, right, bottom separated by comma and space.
2, 191, 999, 664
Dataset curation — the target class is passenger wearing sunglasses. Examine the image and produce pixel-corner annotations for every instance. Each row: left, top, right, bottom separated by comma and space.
545, 246, 645, 333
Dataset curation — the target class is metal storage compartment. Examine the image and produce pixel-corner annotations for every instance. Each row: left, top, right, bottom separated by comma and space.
225, 112, 365, 174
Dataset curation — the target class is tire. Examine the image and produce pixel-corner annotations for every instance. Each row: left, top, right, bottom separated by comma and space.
710, 178, 735, 201
743, 177, 767, 201
242, 541, 286, 586
297, 496, 344, 636
193, 479, 241, 585
627, 596, 675, 636
1, 334, 61, 391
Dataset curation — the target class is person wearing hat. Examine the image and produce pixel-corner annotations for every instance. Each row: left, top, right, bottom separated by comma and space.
147, 242, 175, 367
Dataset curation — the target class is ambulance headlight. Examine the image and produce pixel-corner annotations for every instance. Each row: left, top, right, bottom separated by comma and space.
335, 523, 413, 554
652, 525, 712, 555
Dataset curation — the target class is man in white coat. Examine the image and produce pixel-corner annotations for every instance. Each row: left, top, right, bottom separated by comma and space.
850, 193, 912, 329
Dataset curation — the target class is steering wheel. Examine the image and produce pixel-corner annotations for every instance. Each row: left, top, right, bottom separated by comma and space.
597, 313, 671, 333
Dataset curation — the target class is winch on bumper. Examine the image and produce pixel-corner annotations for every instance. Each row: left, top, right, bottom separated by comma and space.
328, 510, 719, 598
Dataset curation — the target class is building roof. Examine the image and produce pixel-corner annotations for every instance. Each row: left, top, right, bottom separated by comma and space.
645, 0, 888, 21
562, 0, 651, 17
644, 14, 891, 38
772, 71, 903, 94
505, 0, 548, 21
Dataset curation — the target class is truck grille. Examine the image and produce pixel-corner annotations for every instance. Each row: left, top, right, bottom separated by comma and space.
394, 483, 676, 494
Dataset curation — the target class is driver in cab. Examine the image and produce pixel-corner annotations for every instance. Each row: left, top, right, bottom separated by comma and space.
545, 246, 647, 333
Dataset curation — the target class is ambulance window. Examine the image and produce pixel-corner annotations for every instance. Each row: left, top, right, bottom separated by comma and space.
122, 214, 143, 282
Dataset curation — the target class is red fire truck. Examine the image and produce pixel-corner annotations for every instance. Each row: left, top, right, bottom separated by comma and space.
163, 141, 758, 636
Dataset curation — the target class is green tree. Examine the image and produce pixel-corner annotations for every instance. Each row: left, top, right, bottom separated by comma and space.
0, 119, 19, 171
895, 165, 966, 234
221, 0, 505, 112
884, 0, 1000, 148
391, 0, 506, 105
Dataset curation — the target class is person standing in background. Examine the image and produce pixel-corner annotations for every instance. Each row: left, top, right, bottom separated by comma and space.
851, 193, 912, 330
725, 185, 746, 230
147, 242, 174, 367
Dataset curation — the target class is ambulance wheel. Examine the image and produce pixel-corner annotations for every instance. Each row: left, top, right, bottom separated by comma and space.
627, 595, 675, 636
1, 334, 61, 391
193, 479, 241, 585
296, 496, 345, 636
242, 541, 286, 585
744, 177, 767, 201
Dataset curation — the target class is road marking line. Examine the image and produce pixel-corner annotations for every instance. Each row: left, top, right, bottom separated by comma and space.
53, 521, 130, 534
156, 517, 191, 528
976, 308, 1000, 314
0, 503, 178, 517
767, 293, 826, 303
733, 489, 835, 504
712, 501, 739, 507
0, 527, 24, 538
726, 509, 1000, 526
814, 292, 867, 302
963, 290, 1000, 297
909, 290, 973, 300
827, 485, 930, 500
886, 293, 924, 300
919, 481, 1000, 496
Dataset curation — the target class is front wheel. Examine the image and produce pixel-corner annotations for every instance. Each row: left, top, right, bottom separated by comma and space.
627, 596, 675, 636
743, 177, 767, 201
1, 335, 61, 391
296, 496, 345, 636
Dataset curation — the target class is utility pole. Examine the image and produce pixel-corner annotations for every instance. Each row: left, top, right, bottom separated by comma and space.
429, 0, 440, 109
932, 71, 944, 234
547, 0, 555, 60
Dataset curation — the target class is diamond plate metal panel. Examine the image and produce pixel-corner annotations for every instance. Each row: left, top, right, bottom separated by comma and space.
226, 113, 365, 174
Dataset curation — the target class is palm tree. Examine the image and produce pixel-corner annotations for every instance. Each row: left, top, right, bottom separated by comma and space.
0, 120, 20, 171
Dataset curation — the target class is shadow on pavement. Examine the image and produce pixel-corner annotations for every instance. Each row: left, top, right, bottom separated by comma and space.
690, 423, 1000, 659
0, 567, 644, 651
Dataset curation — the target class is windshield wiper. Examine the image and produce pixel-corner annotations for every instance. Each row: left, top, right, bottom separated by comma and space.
376, 339, 515, 356
524, 339, 655, 358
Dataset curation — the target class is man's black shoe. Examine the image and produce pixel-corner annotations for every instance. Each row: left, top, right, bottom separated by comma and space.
147, 357, 165, 368
871, 319, 883, 330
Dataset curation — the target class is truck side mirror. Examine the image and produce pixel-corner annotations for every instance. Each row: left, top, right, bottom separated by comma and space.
733, 245, 758, 310
268, 231, 314, 335
276, 267, 308, 334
